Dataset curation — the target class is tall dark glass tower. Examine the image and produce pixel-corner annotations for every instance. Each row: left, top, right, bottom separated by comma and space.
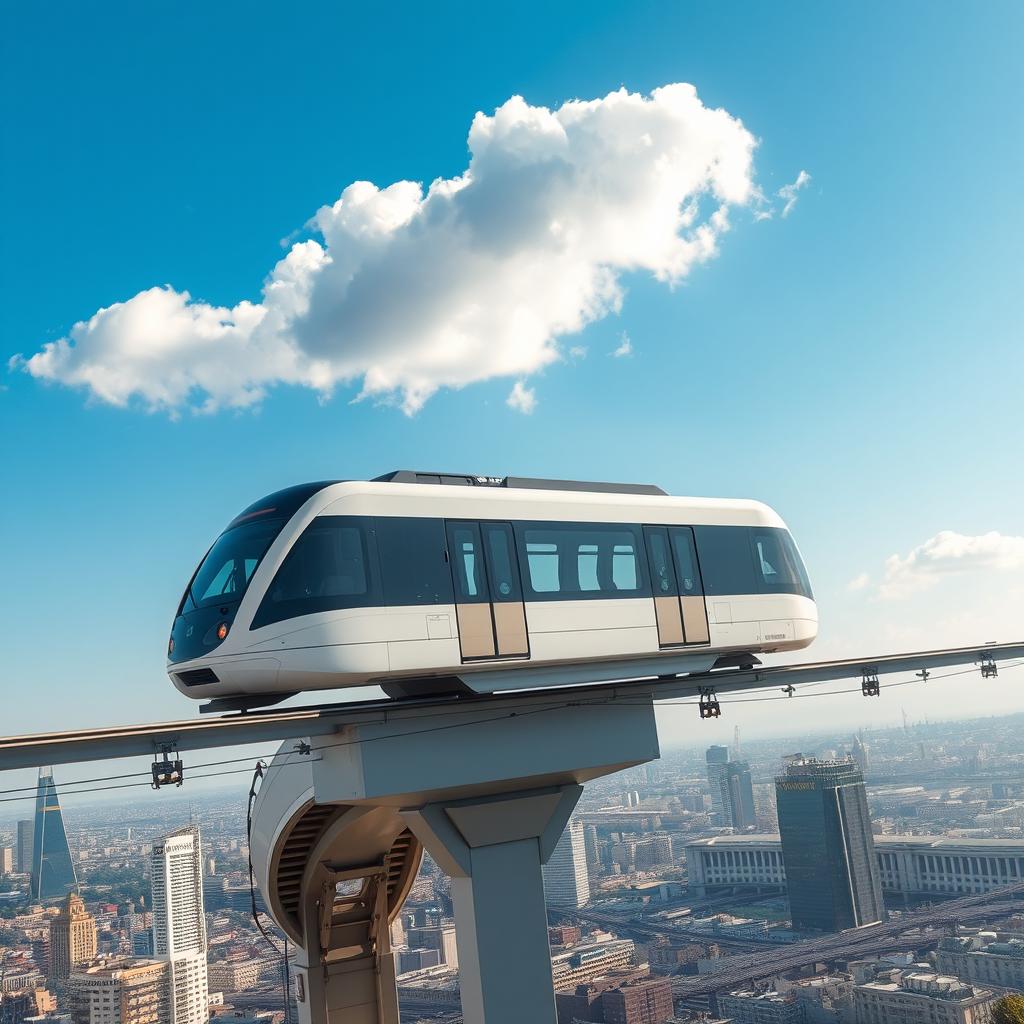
775, 757, 884, 933
721, 762, 757, 829
705, 745, 730, 813
31, 768, 78, 902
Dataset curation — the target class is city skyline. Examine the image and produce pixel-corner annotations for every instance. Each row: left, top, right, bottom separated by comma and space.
5, 710, 1024, 1022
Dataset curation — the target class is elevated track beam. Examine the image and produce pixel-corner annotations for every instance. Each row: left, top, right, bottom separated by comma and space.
0, 642, 1020, 773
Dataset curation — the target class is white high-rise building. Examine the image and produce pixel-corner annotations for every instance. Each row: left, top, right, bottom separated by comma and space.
543, 818, 590, 908
151, 825, 208, 1024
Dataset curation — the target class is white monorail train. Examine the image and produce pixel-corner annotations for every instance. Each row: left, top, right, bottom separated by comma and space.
167, 472, 817, 705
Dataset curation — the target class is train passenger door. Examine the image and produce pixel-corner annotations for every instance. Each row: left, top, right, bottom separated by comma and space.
445, 521, 530, 661
643, 525, 710, 647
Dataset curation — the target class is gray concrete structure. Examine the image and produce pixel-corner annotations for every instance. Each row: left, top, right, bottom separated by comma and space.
248, 696, 660, 1024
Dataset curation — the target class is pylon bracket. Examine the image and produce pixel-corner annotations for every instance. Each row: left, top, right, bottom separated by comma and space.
698, 687, 721, 719
861, 669, 880, 697
781, 684, 796, 698
151, 744, 184, 789
980, 654, 998, 679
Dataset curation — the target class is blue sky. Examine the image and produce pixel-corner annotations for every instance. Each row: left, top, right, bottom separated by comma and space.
1, 1, 1023, 799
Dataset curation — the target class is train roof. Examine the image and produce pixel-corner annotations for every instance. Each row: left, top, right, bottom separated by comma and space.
306, 475, 787, 529
373, 470, 667, 495
220, 473, 789, 534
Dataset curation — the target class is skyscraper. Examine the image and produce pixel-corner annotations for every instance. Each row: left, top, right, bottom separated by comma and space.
49, 892, 97, 980
31, 768, 78, 902
720, 762, 757, 830
851, 734, 870, 773
775, 757, 885, 933
151, 826, 208, 1024
584, 824, 600, 867
705, 745, 730, 814
0, 847, 13, 875
543, 819, 591, 908
17, 819, 33, 874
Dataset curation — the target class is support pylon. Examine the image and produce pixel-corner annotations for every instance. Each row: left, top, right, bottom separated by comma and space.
249, 697, 660, 1024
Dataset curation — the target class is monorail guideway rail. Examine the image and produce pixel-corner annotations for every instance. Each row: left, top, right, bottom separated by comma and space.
2, 640, 1023, 1024
1, 641, 1019, 772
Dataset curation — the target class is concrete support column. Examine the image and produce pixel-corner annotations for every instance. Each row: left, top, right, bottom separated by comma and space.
404, 785, 582, 1024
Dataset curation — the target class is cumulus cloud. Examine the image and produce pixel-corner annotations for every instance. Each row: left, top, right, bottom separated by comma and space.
778, 170, 811, 217
14, 84, 760, 415
878, 530, 1024, 600
847, 572, 871, 592
611, 332, 633, 358
506, 380, 537, 414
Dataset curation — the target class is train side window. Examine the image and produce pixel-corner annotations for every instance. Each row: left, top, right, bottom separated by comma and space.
751, 529, 812, 597
447, 523, 490, 602
612, 543, 639, 590
578, 544, 600, 591
251, 516, 380, 628
525, 541, 560, 593
693, 525, 757, 596
273, 523, 368, 599
376, 517, 454, 606
516, 523, 648, 599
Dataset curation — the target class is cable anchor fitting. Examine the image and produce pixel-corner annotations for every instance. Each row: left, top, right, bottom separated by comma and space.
151, 743, 184, 789
861, 669, 880, 698
980, 654, 998, 679
698, 687, 722, 719
781, 685, 796, 698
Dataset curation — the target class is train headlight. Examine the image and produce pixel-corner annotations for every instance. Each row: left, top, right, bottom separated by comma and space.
216, 622, 230, 641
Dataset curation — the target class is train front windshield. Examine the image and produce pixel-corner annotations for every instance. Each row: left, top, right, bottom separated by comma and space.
168, 517, 283, 663
183, 519, 283, 611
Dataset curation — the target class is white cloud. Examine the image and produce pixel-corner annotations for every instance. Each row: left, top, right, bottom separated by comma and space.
778, 169, 811, 218
611, 332, 633, 358
878, 530, 1024, 600
568, 345, 587, 359
14, 84, 759, 415
506, 380, 537, 414
847, 572, 871, 592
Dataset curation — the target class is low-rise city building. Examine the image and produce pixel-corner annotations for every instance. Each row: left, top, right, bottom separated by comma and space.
718, 987, 803, 1023
686, 834, 1024, 900
852, 969, 997, 1024
67, 959, 170, 1024
937, 932, 1024, 990
551, 939, 637, 991
404, 926, 457, 970
205, 960, 262, 994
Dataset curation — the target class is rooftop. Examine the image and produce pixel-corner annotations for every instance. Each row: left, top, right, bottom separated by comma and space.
685, 833, 1024, 850
857, 970, 991, 1004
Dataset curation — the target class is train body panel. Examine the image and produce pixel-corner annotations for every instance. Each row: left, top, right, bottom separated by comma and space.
167, 475, 818, 701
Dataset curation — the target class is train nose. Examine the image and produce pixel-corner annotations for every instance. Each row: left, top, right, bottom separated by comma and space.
167, 601, 240, 665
